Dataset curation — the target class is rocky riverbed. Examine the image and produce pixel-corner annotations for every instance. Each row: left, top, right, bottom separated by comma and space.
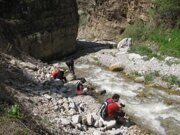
1, 40, 179, 135
0, 53, 149, 135
78, 39, 180, 91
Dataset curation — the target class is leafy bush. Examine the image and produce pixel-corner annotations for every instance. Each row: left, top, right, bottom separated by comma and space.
8, 104, 22, 119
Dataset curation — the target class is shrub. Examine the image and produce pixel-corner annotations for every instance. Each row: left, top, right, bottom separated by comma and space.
8, 104, 22, 119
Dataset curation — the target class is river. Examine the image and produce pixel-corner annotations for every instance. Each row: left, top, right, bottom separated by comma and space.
75, 63, 180, 135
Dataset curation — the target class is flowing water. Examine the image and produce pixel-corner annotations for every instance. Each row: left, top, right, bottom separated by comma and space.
76, 63, 180, 135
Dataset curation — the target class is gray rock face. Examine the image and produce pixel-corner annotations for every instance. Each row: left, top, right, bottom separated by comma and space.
0, 0, 79, 60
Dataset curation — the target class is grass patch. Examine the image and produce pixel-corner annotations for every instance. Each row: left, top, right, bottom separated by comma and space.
144, 71, 160, 82
149, 29, 180, 58
162, 75, 180, 87
124, 21, 180, 58
128, 71, 142, 78
128, 45, 162, 59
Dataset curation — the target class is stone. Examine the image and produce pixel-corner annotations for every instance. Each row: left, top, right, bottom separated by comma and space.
117, 38, 132, 50
109, 63, 124, 71
94, 121, 100, 128
66, 73, 76, 81
95, 89, 106, 95
20, 62, 38, 70
76, 123, 83, 130
82, 117, 87, 125
108, 129, 122, 135
9, 59, 17, 66
139, 14, 148, 22
135, 76, 145, 83
69, 109, 77, 115
57, 99, 63, 105
86, 114, 94, 126
72, 115, 82, 124
69, 102, 77, 110
60, 118, 71, 125
93, 130, 104, 135
44, 94, 52, 100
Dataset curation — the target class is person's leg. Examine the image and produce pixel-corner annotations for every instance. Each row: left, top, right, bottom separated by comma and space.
116, 111, 125, 124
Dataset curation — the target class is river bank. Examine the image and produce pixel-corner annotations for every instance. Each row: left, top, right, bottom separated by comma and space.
1, 39, 179, 135
0, 52, 150, 135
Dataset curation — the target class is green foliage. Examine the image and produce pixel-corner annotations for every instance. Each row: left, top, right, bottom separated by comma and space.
144, 71, 160, 82
128, 71, 142, 78
149, 29, 180, 58
162, 75, 180, 86
8, 104, 22, 119
128, 45, 162, 59
125, 22, 180, 58
123, 21, 150, 40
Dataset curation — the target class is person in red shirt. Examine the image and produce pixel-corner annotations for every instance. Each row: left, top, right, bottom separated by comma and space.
51, 68, 67, 83
106, 94, 125, 120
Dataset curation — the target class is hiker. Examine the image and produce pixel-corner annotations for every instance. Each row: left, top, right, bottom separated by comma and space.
51, 68, 67, 83
65, 59, 75, 75
99, 94, 125, 129
75, 78, 86, 96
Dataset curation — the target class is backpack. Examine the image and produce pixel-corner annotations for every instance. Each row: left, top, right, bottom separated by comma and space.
100, 99, 114, 120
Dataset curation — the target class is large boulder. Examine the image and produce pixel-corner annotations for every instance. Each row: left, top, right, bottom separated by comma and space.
0, 0, 79, 60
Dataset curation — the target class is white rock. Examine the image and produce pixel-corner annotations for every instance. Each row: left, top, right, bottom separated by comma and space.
117, 38, 132, 50
44, 94, 52, 100
93, 130, 104, 135
69, 102, 76, 109
86, 114, 94, 126
135, 76, 145, 83
60, 118, 71, 125
66, 73, 76, 81
69, 109, 77, 115
57, 99, 63, 105
72, 115, 82, 124
108, 129, 122, 135
10, 59, 17, 66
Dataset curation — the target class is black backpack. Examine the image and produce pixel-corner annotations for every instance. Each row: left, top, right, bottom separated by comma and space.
100, 99, 113, 120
